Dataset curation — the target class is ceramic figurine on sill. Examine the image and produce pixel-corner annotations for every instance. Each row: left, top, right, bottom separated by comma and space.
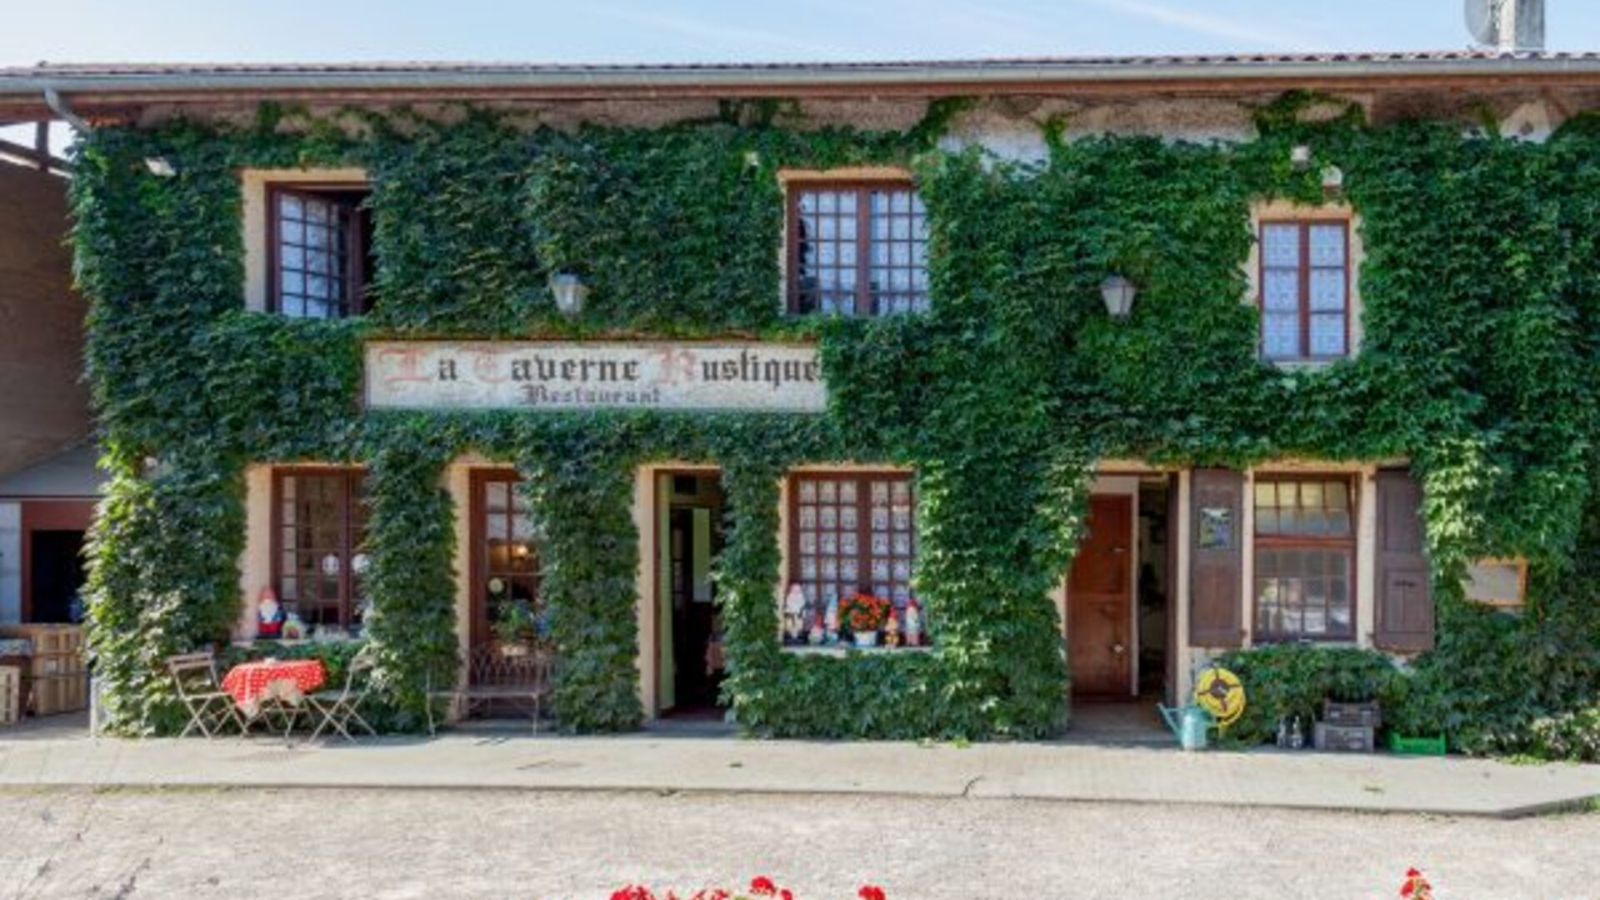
808, 610, 825, 646
824, 596, 840, 644
282, 611, 307, 642
903, 598, 923, 647
783, 584, 807, 643
884, 609, 901, 648
256, 587, 284, 640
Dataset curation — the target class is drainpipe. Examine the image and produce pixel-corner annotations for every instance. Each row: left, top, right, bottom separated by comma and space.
42, 87, 89, 133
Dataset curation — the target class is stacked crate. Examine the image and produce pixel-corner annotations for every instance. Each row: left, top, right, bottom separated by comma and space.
0, 625, 88, 716
1314, 699, 1380, 753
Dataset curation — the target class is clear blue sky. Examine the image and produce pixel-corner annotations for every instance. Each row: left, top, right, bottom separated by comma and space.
0, 0, 1597, 67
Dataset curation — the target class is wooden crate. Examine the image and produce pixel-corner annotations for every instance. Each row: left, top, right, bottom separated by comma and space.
1314, 722, 1377, 753
0, 666, 19, 726
0, 626, 88, 716
0, 624, 83, 658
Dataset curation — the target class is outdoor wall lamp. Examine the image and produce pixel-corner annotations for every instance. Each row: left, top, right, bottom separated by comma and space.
1290, 145, 1313, 170
144, 156, 176, 177
549, 272, 590, 317
1101, 275, 1138, 320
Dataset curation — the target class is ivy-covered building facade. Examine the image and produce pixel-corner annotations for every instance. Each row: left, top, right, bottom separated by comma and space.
3, 54, 1598, 753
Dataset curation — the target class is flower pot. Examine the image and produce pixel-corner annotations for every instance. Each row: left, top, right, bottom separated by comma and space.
853, 631, 878, 648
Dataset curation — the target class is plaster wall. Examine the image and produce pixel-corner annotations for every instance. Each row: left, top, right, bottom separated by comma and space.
0, 164, 89, 479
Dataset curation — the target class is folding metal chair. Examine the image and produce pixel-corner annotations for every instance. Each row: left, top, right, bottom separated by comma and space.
307, 650, 377, 741
166, 651, 247, 738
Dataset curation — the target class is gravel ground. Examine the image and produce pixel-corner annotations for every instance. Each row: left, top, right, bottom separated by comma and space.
0, 788, 1595, 900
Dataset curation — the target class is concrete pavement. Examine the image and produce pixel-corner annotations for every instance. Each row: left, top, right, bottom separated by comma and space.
1, 717, 1596, 818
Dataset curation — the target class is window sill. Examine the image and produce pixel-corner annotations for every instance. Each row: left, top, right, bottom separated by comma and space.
1265, 357, 1352, 372
781, 644, 933, 657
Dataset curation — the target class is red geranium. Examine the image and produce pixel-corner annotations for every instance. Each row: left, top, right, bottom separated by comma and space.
858, 887, 887, 900
839, 593, 891, 632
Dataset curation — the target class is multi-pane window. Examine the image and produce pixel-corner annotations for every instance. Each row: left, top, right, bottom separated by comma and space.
269, 185, 373, 319
474, 472, 542, 648
1253, 476, 1356, 641
273, 469, 368, 628
786, 473, 917, 645
1259, 220, 1349, 361
789, 183, 929, 316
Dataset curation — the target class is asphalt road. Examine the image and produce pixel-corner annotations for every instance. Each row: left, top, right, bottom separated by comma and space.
0, 788, 1595, 900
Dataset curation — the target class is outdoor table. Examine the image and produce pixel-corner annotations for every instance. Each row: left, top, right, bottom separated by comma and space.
221, 659, 326, 727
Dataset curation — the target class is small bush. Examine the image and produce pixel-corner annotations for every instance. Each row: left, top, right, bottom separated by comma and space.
1213, 644, 1406, 745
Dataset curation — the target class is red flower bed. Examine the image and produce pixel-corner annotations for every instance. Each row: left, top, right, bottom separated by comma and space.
609, 877, 886, 900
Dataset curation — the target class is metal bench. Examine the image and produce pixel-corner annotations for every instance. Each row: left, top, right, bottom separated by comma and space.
428, 642, 554, 735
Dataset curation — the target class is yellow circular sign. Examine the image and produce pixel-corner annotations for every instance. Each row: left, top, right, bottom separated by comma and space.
1194, 665, 1246, 729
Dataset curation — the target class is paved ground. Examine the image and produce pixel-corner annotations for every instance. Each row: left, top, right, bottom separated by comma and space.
0, 787, 1596, 900
2, 718, 1597, 818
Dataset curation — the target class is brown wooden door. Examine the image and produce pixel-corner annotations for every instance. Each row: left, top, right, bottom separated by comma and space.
469, 471, 541, 656
1375, 469, 1433, 651
1069, 494, 1134, 696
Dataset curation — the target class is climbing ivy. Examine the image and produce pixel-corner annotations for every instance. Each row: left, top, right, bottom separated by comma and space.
72, 97, 1600, 751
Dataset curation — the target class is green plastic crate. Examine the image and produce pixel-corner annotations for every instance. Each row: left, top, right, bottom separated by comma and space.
1387, 731, 1447, 756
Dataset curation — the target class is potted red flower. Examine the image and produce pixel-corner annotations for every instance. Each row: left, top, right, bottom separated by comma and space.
838, 593, 892, 647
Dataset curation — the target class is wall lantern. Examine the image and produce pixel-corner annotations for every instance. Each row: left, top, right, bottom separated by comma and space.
1101, 275, 1138, 320
1290, 145, 1313, 171
1321, 165, 1346, 195
144, 156, 176, 177
549, 272, 589, 317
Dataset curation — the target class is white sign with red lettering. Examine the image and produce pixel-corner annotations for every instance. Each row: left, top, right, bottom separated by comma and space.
364, 341, 827, 412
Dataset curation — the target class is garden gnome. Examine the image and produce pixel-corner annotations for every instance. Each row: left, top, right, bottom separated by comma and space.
884, 608, 901, 648
256, 586, 284, 639
808, 610, 825, 645
783, 584, 806, 642
904, 598, 923, 647
824, 596, 840, 644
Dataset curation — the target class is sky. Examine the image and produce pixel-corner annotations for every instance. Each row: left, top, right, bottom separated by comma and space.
0, 0, 1597, 68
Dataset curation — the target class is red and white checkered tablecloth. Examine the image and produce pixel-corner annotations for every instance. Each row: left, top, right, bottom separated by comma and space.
221, 659, 326, 712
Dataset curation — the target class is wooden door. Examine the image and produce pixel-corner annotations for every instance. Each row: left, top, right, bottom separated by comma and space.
1069, 494, 1134, 696
469, 471, 540, 655
1375, 469, 1433, 651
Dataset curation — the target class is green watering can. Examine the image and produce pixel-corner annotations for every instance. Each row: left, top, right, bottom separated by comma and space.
1158, 704, 1215, 751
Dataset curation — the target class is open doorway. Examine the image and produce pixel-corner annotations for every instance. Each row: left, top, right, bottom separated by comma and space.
28, 530, 85, 624
1064, 474, 1174, 740
655, 471, 727, 718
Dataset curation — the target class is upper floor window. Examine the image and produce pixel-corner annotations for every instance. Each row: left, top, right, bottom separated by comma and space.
1259, 219, 1349, 361
269, 184, 374, 319
788, 182, 928, 316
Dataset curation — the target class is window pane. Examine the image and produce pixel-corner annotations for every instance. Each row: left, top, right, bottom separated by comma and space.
1310, 314, 1346, 356
1263, 269, 1299, 312
1261, 224, 1300, 266
1262, 312, 1299, 358
1309, 224, 1346, 266
1309, 268, 1346, 312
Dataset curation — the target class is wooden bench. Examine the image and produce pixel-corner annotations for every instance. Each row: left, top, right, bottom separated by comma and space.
428, 642, 554, 734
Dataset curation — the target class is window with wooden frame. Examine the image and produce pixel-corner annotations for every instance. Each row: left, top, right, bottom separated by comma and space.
1252, 475, 1357, 641
272, 468, 369, 628
1258, 219, 1350, 361
268, 184, 375, 319
785, 472, 919, 646
470, 471, 543, 650
788, 182, 929, 316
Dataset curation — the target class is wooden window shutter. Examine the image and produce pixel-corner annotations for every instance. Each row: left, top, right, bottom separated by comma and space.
1374, 469, 1434, 652
1189, 468, 1244, 647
